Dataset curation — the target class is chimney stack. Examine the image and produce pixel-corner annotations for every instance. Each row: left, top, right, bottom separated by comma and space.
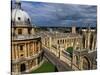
72, 25, 76, 33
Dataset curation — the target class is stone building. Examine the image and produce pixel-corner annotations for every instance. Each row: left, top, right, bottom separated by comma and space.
72, 49, 97, 70
38, 27, 83, 57
81, 28, 97, 50
11, 0, 43, 74
71, 27, 97, 70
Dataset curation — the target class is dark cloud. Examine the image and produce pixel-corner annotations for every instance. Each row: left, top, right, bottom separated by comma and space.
11, 1, 97, 27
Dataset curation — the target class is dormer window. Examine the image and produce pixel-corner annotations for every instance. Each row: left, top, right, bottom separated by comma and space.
27, 18, 30, 24
18, 17, 21, 20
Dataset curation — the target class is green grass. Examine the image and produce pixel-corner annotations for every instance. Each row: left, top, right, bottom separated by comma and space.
65, 47, 73, 57
31, 60, 55, 73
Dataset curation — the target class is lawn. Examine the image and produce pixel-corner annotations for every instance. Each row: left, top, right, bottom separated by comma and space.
65, 47, 73, 57
31, 60, 56, 73
66, 47, 73, 54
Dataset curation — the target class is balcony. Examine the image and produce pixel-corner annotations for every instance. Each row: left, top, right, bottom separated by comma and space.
12, 35, 40, 41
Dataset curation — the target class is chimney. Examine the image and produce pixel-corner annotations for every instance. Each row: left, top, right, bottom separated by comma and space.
72, 25, 76, 33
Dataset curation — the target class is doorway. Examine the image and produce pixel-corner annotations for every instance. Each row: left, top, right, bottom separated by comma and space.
20, 63, 26, 72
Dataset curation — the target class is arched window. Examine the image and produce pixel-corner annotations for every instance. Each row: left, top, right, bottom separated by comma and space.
82, 56, 90, 70
20, 63, 26, 72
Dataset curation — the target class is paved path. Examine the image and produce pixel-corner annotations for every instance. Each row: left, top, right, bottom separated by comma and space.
43, 47, 73, 71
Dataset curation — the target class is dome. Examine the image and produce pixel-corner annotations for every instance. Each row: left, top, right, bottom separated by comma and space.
11, 8, 31, 26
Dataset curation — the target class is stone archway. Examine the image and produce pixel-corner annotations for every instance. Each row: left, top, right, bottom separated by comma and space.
82, 56, 91, 70
20, 63, 26, 72
74, 55, 79, 65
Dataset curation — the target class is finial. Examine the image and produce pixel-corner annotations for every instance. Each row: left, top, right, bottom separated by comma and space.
15, 0, 20, 3
15, 0, 21, 9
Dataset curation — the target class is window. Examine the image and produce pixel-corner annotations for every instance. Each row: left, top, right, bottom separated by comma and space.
57, 40, 59, 44
20, 45, 23, 51
27, 18, 30, 24
18, 17, 21, 20
18, 29, 22, 34
21, 54, 23, 56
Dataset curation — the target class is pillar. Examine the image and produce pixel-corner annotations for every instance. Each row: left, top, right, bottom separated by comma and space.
32, 42, 34, 55
12, 45, 14, 60
84, 31, 87, 49
94, 35, 97, 50
23, 28, 28, 35
87, 32, 91, 49
16, 64, 19, 73
36, 58, 38, 65
34, 42, 35, 54
26, 62, 29, 72
79, 57, 83, 70
24, 43, 27, 57
92, 35, 95, 50
28, 43, 30, 57
26, 43, 28, 57
31, 28, 35, 35
38, 42, 40, 52
15, 44, 18, 59
49, 37, 52, 51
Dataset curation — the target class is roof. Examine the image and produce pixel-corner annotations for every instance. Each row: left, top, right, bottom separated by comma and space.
37, 31, 82, 39
12, 35, 41, 41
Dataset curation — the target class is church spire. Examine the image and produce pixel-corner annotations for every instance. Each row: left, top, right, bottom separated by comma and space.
15, 0, 21, 9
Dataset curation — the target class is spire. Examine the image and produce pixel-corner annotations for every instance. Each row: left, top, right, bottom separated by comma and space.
15, 0, 21, 9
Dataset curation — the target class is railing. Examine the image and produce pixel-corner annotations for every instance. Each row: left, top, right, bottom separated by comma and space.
13, 35, 40, 40
61, 50, 82, 70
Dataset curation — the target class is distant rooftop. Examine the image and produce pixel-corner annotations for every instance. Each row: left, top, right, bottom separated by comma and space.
38, 31, 82, 38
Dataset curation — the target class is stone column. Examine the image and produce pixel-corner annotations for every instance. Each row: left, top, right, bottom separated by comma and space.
12, 45, 14, 60
34, 42, 36, 54
12, 64, 15, 73
92, 35, 94, 50
26, 43, 28, 57
94, 35, 97, 50
29, 43, 31, 56
18, 45, 20, 58
38, 42, 40, 52
27, 43, 30, 57
26, 63, 29, 72
84, 33, 87, 49
49, 37, 51, 51
15, 44, 18, 59
87, 32, 91, 49
23, 28, 28, 35
32, 42, 34, 55
16, 64, 19, 73
24, 43, 27, 57
36, 42, 38, 53
80, 38, 82, 50
34, 42, 35, 54
31, 28, 35, 35
79, 57, 83, 70
36, 58, 38, 65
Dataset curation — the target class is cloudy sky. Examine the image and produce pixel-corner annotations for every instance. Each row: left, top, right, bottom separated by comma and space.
12, 0, 97, 27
